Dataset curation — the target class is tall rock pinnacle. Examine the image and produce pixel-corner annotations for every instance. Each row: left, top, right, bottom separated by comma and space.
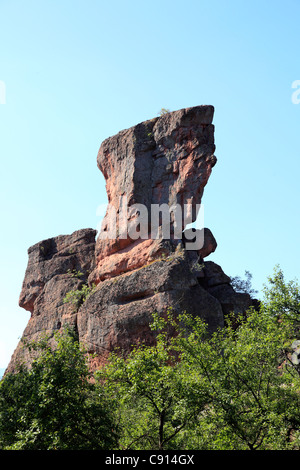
89, 105, 217, 283
6, 106, 254, 374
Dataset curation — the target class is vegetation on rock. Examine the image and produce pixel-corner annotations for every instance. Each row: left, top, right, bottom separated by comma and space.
230, 270, 258, 298
63, 282, 96, 311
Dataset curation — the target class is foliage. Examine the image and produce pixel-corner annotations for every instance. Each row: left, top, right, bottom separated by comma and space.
2, 265, 300, 450
0, 327, 118, 450
98, 266, 300, 450
262, 264, 300, 322
230, 270, 258, 298
63, 282, 96, 311
158, 107, 171, 116
177, 309, 298, 449
97, 310, 206, 450
66, 268, 84, 279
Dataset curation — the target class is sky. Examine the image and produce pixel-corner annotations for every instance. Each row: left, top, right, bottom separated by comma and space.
0, 0, 299, 369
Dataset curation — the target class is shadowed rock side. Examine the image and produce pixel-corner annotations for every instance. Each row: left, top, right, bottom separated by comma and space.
6, 106, 255, 374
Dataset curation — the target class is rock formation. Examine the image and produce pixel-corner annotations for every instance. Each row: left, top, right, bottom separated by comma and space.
89, 105, 217, 283
6, 106, 254, 374
8, 229, 97, 371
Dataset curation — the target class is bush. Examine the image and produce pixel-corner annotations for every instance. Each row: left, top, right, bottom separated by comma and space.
0, 327, 118, 450
63, 282, 96, 311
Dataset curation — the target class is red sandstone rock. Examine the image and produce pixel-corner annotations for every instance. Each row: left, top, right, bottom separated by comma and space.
5, 106, 256, 374
89, 105, 217, 285
6, 229, 96, 373
77, 249, 225, 370
182, 227, 217, 258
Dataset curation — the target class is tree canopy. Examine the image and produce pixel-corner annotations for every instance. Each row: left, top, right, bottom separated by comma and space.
0, 328, 118, 450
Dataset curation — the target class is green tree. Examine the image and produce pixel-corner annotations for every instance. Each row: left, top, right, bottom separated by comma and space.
0, 327, 118, 450
98, 310, 207, 450
178, 309, 299, 449
262, 264, 300, 322
98, 265, 300, 450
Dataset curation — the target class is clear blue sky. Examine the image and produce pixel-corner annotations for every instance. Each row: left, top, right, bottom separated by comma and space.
0, 0, 299, 369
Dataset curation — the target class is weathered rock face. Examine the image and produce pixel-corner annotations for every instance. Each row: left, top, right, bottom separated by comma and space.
7, 229, 96, 373
78, 248, 225, 369
89, 105, 217, 284
6, 106, 255, 374
19, 229, 97, 314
